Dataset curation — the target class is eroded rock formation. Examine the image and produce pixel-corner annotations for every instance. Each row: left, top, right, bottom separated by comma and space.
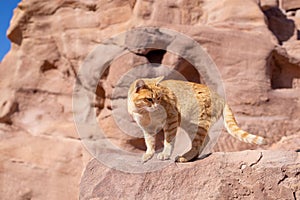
0, 0, 299, 199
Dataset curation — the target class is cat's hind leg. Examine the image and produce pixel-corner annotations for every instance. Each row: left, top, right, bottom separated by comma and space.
176, 127, 207, 163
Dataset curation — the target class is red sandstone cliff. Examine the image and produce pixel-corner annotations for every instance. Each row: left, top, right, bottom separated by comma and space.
0, 0, 299, 199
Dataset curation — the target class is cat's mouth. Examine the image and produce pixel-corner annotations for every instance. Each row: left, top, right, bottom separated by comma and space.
145, 107, 157, 112
145, 104, 159, 112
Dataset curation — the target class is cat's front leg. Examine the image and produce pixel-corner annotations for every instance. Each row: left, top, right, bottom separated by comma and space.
142, 131, 156, 163
157, 119, 178, 161
157, 139, 174, 161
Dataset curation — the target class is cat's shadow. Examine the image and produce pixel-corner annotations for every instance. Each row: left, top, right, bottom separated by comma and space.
173, 153, 212, 163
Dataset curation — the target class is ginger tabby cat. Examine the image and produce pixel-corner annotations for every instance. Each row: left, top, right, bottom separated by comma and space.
127, 77, 266, 163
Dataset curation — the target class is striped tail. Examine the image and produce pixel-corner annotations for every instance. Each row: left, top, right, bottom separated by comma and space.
223, 104, 266, 145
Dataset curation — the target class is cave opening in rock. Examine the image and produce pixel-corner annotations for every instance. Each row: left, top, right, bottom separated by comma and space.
136, 49, 202, 83
269, 49, 300, 89
263, 7, 296, 44
144, 49, 167, 64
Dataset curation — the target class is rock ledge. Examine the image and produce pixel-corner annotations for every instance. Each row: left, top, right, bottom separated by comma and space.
80, 150, 300, 200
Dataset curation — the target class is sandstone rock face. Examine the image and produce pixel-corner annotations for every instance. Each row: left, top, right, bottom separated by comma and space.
281, 0, 300, 11
259, 0, 279, 11
1, 0, 300, 199
80, 150, 300, 200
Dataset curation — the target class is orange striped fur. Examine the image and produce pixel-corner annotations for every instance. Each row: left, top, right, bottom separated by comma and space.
223, 104, 266, 145
128, 77, 266, 163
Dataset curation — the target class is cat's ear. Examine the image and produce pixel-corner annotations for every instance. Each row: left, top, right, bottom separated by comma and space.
135, 79, 148, 93
154, 76, 164, 86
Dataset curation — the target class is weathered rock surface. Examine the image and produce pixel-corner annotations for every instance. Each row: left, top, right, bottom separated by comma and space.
80, 150, 300, 200
281, 0, 300, 11
1, 0, 300, 199
0, 125, 86, 200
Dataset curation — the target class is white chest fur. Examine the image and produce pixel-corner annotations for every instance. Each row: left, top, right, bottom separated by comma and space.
132, 105, 167, 133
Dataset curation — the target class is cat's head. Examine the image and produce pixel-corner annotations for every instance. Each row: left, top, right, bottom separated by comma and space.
130, 76, 164, 112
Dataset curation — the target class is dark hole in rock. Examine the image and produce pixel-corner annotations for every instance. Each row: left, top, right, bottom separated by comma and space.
95, 84, 106, 116
40, 60, 57, 72
263, 7, 296, 44
268, 48, 300, 89
88, 4, 97, 11
145, 49, 166, 64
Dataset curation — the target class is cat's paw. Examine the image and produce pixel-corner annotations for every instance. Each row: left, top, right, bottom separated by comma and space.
157, 152, 171, 160
142, 153, 154, 163
175, 156, 188, 163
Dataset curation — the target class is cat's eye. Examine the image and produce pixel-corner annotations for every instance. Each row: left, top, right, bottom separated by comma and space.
146, 98, 153, 102
157, 96, 161, 100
